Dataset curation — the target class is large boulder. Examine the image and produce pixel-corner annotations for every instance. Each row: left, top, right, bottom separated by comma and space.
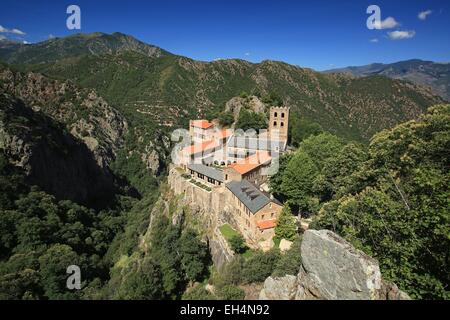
259, 275, 297, 300
298, 230, 381, 300
259, 230, 410, 300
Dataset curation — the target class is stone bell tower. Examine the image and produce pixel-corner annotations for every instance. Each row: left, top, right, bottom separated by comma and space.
269, 106, 290, 142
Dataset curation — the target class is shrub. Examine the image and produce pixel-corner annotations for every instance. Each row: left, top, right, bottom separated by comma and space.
242, 250, 281, 283
216, 285, 245, 300
272, 237, 302, 277
182, 286, 216, 300
229, 234, 247, 254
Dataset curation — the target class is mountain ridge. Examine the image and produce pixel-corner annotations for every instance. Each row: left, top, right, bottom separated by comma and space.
0, 32, 169, 65
325, 59, 450, 101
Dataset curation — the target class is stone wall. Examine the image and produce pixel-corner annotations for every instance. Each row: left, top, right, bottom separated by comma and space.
168, 166, 235, 270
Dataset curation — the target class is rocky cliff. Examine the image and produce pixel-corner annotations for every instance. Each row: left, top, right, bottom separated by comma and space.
0, 92, 119, 208
0, 66, 128, 169
260, 230, 410, 300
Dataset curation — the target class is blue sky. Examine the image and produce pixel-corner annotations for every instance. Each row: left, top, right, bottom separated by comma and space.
1, 0, 449, 70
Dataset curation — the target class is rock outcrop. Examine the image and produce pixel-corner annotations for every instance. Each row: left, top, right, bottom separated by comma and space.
0, 93, 118, 208
0, 66, 128, 169
260, 230, 410, 300
225, 96, 266, 121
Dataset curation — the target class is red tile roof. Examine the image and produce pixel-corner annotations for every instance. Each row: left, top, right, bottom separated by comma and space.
191, 120, 214, 129
182, 140, 218, 155
257, 219, 277, 230
227, 151, 272, 175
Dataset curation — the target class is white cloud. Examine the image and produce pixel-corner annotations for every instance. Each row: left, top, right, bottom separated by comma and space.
0, 25, 26, 35
23, 40, 30, 44
388, 30, 416, 40
11, 28, 25, 35
418, 10, 433, 21
48, 34, 56, 39
374, 17, 400, 29
370, 38, 379, 43
0, 35, 6, 41
245, 52, 251, 56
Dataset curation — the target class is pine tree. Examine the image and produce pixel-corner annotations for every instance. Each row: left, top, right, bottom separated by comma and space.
275, 204, 298, 241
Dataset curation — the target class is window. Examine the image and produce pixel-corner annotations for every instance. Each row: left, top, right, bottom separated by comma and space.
274, 112, 278, 117
262, 215, 265, 220
281, 122, 284, 127
282, 112, 285, 118
273, 121, 277, 127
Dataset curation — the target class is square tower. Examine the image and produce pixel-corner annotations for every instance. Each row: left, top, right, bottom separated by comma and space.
269, 107, 290, 142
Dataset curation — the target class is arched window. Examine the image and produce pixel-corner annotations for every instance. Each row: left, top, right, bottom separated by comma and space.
281, 122, 284, 127
273, 121, 277, 127
274, 112, 278, 117
281, 113, 285, 118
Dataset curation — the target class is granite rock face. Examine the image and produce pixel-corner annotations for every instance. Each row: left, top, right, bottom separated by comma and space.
299, 230, 381, 300
225, 96, 266, 121
0, 93, 118, 208
259, 275, 297, 300
260, 230, 410, 300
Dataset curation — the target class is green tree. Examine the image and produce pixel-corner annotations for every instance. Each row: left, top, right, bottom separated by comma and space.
235, 109, 267, 132
218, 111, 235, 127
269, 153, 293, 201
38, 244, 81, 300
280, 152, 319, 212
274, 205, 298, 241
179, 230, 210, 282
242, 250, 281, 283
262, 92, 283, 107
119, 257, 163, 300
228, 234, 247, 254
313, 143, 368, 202
297, 133, 345, 171
290, 117, 323, 147
240, 91, 249, 99
276, 133, 346, 213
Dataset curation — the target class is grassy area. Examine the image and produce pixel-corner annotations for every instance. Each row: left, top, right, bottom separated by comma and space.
220, 224, 257, 259
273, 236, 282, 248
219, 224, 240, 241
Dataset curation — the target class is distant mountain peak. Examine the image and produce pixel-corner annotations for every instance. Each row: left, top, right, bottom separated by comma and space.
0, 32, 169, 65
324, 59, 450, 101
